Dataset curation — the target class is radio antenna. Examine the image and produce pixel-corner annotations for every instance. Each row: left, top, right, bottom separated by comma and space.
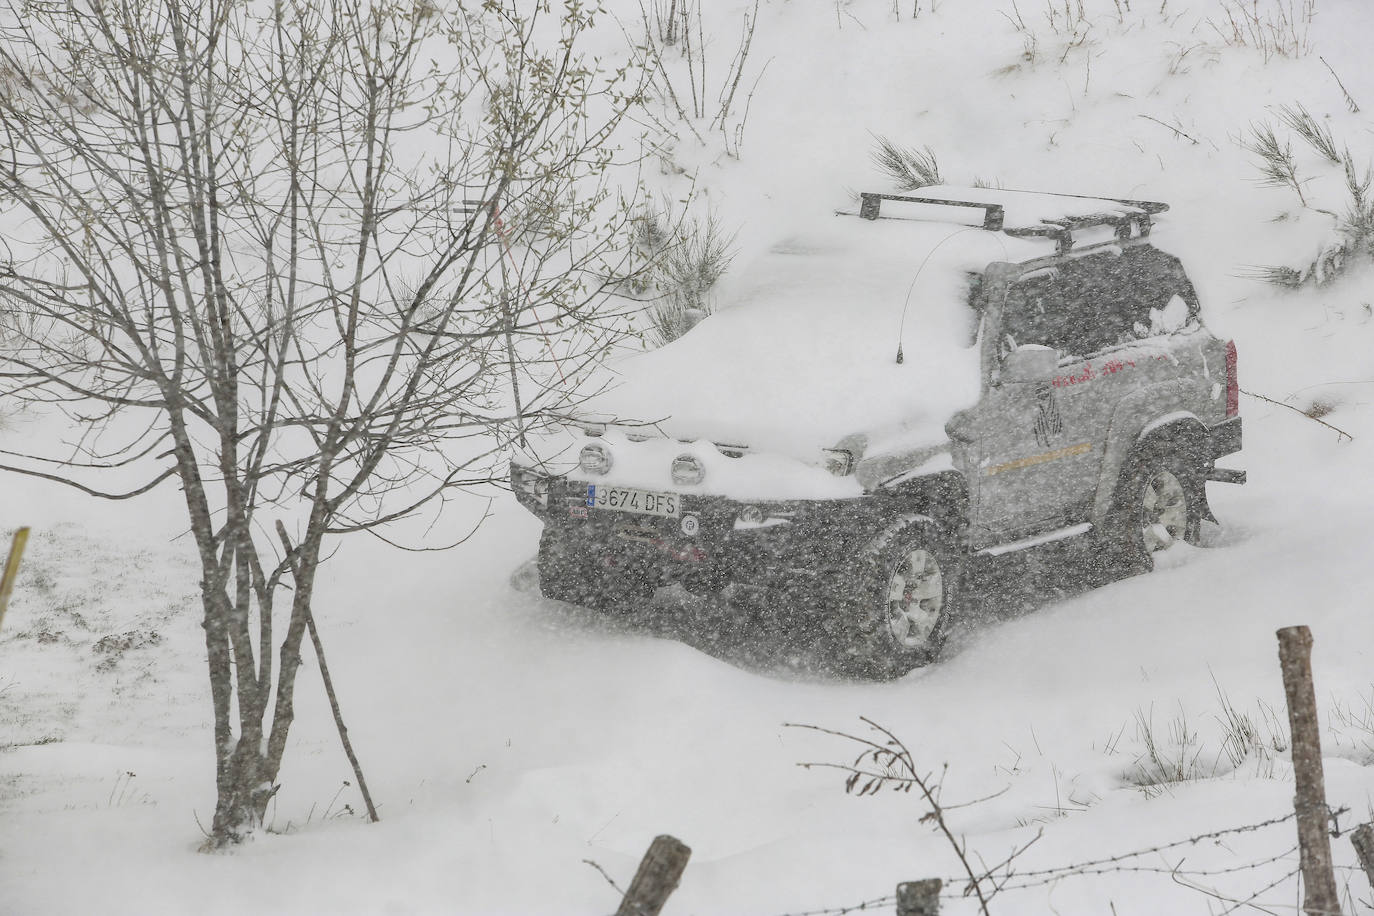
894, 227, 982, 364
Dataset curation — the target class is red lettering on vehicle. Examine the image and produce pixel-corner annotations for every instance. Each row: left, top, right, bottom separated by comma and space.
1052, 363, 1096, 388
1052, 355, 1149, 388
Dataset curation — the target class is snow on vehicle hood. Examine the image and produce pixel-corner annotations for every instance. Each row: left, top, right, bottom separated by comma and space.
578, 213, 1043, 459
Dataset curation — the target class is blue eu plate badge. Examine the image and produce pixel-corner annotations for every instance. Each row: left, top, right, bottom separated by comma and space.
586, 485, 596, 508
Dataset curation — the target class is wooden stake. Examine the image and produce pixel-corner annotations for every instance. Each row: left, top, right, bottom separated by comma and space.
615, 835, 691, 916
897, 878, 942, 916
1277, 626, 1341, 916
0, 527, 29, 635
303, 606, 379, 823
1351, 824, 1374, 894
276, 521, 379, 823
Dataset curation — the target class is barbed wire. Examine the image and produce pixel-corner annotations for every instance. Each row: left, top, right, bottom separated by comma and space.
772, 894, 896, 916
770, 808, 1339, 916
956, 809, 1301, 886
946, 844, 1300, 897
1171, 865, 1303, 916
784, 714, 1351, 916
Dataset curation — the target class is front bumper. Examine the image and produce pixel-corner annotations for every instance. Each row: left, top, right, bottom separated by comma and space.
511, 465, 882, 590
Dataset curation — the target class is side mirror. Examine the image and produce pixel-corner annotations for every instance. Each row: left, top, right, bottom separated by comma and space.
1001, 344, 1058, 384
944, 408, 974, 443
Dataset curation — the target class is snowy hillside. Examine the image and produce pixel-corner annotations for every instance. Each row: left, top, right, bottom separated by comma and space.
4, 0, 1374, 914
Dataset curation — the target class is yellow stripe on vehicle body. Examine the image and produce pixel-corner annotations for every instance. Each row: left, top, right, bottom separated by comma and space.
986, 442, 1092, 476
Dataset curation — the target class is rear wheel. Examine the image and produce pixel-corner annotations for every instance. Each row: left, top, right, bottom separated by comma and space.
1106, 444, 1205, 574
1138, 465, 1193, 551
537, 526, 658, 611
825, 516, 960, 680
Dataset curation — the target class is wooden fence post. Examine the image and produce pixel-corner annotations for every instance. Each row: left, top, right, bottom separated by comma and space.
896, 878, 941, 916
615, 835, 691, 916
1351, 824, 1374, 894
0, 527, 29, 636
1277, 626, 1341, 916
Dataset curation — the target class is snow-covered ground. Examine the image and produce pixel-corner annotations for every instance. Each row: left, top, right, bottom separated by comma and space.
5, 0, 1374, 913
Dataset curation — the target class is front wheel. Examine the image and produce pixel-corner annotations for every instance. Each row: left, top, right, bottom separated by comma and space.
825, 516, 961, 680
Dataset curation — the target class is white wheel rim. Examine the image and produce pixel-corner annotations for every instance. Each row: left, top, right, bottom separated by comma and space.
1141, 469, 1188, 552
885, 548, 943, 649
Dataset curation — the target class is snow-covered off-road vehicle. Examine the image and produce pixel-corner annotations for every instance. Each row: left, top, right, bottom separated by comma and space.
511, 187, 1245, 677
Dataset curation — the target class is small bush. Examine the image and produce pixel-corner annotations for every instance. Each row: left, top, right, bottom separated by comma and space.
1276, 102, 1340, 165
1209, 0, 1315, 61
870, 134, 942, 190
640, 0, 766, 160
1127, 704, 1207, 795
1329, 688, 1374, 764
92, 629, 162, 654
1244, 121, 1305, 205
634, 203, 736, 346
1213, 681, 1287, 772
1124, 684, 1287, 796
1245, 102, 1374, 287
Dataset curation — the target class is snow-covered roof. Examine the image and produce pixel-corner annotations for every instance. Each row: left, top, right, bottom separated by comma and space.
580, 213, 1048, 456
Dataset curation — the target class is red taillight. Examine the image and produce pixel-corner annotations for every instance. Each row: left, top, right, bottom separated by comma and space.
1224, 340, 1239, 418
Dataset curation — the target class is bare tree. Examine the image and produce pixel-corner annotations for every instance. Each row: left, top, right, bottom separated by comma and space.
0, 0, 643, 846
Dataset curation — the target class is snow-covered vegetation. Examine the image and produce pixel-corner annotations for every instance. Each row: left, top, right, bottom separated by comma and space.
3, 0, 1374, 913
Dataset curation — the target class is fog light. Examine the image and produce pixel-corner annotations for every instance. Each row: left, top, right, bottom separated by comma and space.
579, 442, 613, 476
671, 454, 704, 485
822, 448, 855, 477
733, 507, 793, 531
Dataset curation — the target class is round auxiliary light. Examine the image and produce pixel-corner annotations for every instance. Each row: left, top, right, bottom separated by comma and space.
738, 505, 764, 526
578, 442, 613, 476
671, 454, 705, 486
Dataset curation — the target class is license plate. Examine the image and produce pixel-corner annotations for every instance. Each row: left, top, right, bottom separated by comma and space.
587, 485, 680, 518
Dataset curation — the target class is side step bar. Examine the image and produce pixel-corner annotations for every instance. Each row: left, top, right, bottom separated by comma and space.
977, 522, 1093, 558
1208, 467, 1247, 485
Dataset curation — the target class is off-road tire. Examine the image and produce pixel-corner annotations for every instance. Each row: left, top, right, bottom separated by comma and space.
824, 515, 961, 680
1104, 443, 1205, 576
537, 525, 657, 612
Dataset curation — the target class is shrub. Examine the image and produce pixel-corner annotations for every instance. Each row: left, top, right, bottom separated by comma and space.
870, 135, 943, 190
1245, 102, 1374, 287
1209, 0, 1316, 61
634, 203, 736, 346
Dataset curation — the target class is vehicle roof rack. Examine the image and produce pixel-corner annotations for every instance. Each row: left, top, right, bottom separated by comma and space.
857, 189, 1169, 255
858, 193, 1007, 229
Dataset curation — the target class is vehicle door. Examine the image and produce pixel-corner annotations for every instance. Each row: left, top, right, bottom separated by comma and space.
954, 267, 1103, 547
977, 249, 1190, 546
